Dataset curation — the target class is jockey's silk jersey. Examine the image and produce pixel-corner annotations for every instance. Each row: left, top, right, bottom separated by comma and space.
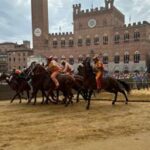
94, 60, 104, 72
48, 60, 61, 72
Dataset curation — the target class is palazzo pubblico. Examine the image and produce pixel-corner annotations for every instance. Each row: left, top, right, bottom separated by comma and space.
31, 0, 150, 72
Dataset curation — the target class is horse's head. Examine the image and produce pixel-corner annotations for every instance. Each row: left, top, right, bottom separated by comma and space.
32, 64, 47, 76
83, 58, 95, 77
0, 72, 10, 81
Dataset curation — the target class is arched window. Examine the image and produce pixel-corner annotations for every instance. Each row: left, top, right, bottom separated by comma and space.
94, 35, 99, 45
52, 38, 58, 48
103, 53, 109, 64
78, 37, 83, 47
124, 31, 130, 42
86, 36, 91, 46
124, 51, 130, 63
114, 52, 120, 64
103, 34, 108, 45
134, 30, 140, 41
134, 51, 140, 63
61, 38, 65, 48
114, 32, 120, 44
69, 37, 74, 47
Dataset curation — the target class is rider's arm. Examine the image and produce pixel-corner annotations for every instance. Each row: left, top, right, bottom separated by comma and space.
63, 64, 68, 72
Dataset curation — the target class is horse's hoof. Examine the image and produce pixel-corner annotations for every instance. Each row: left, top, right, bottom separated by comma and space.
65, 103, 69, 107
112, 101, 116, 105
86, 106, 89, 110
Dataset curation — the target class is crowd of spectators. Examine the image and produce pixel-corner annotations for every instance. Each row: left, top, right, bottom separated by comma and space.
110, 72, 150, 90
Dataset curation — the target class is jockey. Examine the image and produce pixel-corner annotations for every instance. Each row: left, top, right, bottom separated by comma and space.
61, 60, 74, 75
47, 56, 61, 88
15, 69, 21, 75
93, 55, 104, 91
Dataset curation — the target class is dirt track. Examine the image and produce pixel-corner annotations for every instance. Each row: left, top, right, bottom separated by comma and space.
0, 90, 150, 150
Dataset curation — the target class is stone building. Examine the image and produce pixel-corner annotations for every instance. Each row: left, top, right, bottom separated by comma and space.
0, 41, 33, 72
31, 0, 150, 72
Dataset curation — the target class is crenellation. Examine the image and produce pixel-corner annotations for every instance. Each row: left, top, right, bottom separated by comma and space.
50, 32, 74, 37
86, 9, 89, 13
91, 8, 94, 12
100, 7, 105, 11
95, 7, 98, 11
128, 23, 131, 27
133, 22, 136, 26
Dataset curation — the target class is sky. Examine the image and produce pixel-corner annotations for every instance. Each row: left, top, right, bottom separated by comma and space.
0, 0, 150, 46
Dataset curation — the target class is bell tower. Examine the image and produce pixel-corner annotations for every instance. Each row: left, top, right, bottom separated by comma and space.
105, 0, 114, 9
31, 0, 49, 51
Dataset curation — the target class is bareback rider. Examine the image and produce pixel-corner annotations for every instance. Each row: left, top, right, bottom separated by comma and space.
93, 55, 104, 91
46, 56, 62, 88
61, 60, 74, 75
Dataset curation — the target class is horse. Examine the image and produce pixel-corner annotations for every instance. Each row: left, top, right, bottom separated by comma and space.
0, 72, 30, 103
27, 63, 75, 106
79, 58, 131, 109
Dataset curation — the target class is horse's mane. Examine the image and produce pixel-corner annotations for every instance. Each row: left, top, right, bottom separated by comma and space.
33, 64, 47, 75
83, 58, 95, 77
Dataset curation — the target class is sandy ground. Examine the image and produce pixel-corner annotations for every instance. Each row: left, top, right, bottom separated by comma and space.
0, 90, 150, 150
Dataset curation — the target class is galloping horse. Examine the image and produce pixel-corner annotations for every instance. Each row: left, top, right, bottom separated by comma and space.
79, 58, 131, 109
28, 63, 75, 106
0, 72, 30, 103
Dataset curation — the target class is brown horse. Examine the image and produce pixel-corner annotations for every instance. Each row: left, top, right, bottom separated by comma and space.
79, 59, 131, 109
0, 73, 30, 103
28, 64, 75, 106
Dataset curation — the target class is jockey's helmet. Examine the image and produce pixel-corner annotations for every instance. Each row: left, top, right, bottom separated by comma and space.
47, 55, 53, 61
86, 54, 90, 58
15, 69, 21, 74
61, 55, 66, 60
93, 54, 99, 61
61, 60, 66, 66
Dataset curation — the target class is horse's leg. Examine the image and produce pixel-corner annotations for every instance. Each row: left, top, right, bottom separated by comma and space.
26, 90, 30, 101
76, 91, 80, 103
41, 90, 45, 104
27, 88, 37, 104
18, 93, 22, 103
33, 89, 38, 105
112, 92, 118, 105
121, 90, 128, 105
86, 90, 93, 110
10, 92, 19, 103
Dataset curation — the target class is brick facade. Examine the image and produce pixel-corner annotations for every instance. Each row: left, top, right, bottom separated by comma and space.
31, 0, 150, 72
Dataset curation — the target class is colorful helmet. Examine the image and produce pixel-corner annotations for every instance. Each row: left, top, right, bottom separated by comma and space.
15, 69, 21, 74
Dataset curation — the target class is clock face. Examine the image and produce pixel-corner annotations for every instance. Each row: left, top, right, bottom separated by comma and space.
34, 28, 42, 37
88, 19, 96, 28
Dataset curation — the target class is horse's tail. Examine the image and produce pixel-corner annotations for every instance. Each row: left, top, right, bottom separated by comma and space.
117, 79, 131, 94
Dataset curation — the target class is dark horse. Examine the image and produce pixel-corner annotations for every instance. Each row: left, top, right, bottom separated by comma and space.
79, 59, 131, 109
28, 63, 75, 106
0, 72, 30, 103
